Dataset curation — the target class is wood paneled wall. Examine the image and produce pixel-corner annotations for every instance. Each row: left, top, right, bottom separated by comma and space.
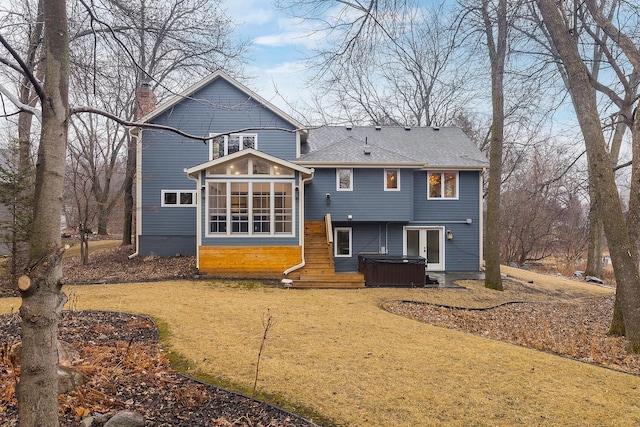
199, 246, 302, 278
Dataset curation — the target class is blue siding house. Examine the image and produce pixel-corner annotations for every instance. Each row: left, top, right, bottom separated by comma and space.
132, 71, 488, 284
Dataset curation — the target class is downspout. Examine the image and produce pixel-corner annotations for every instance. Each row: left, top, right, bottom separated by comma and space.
283, 168, 315, 276
186, 170, 201, 269
127, 127, 142, 259
479, 167, 486, 271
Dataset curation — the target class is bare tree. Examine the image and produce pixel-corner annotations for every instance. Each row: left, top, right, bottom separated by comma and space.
320, 3, 472, 126
66, 146, 98, 264
13, 0, 70, 423
476, 0, 510, 291
500, 143, 587, 267
69, 52, 132, 236
535, 0, 640, 351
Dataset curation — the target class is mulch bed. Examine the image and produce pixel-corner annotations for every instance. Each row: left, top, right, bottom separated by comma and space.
0, 310, 317, 427
384, 293, 640, 376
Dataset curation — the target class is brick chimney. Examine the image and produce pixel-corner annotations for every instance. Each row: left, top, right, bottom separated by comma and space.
135, 81, 156, 119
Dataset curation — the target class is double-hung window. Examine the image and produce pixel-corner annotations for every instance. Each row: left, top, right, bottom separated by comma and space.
336, 168, 353, 191
384, 169, 400, 191
428, 172, 458, 199
161, 190, 197, 207
210, 133, 257, 160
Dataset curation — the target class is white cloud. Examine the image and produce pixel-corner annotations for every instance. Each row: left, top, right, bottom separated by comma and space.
253, 15, 331, 51
224, 0, 274, 27
253, 30, 319, 49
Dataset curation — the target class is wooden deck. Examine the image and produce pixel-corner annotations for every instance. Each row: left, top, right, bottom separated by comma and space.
199, 246, 301, 278
197, 221, 364, 287
286, 221, 365, 288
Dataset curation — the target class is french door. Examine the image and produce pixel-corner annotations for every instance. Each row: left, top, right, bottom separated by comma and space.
404, 227, 444, 271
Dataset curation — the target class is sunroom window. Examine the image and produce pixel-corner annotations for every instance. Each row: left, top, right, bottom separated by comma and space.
208, 181, 294, 236
207, 159, 294, 177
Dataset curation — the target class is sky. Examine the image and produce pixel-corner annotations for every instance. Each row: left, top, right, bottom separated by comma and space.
223, 0, 327, 117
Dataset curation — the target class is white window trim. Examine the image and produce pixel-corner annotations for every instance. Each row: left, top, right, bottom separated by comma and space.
336, 168, 353, 191
205, 179, 295, 238
161, 190, 197, 207
384, 168, 401, 191
334, 227, 352, 257
206, 158, 294, 177
209, 133, 258, 160
427, 171, 459, 200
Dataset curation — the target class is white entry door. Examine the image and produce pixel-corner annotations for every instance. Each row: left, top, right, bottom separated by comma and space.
405, 227, 444, 271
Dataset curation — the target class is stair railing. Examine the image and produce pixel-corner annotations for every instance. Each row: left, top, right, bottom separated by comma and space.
325, 213, 333, 263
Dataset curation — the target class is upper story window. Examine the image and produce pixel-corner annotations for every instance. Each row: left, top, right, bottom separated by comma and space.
428, 172, 458, 199
162, 190, 197, 207
210, 133, 257, 160
336, 168, 353, 191
385, 169, 400, 191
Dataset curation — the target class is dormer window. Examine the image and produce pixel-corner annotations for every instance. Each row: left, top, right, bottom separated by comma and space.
210, 133, 257, 160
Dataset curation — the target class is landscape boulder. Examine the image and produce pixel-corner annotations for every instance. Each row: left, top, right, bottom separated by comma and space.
103, 411, 145, 427
585, 276, 604, 285
57, 365, 88, 394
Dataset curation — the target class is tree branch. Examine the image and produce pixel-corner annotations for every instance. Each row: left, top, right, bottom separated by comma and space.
0, 33, 45, 101
0, 84, 42, 121
70, 106, 302, 142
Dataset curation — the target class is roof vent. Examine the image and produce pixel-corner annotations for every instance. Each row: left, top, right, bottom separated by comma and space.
432, 126, 440, 131
346, 125, 352, 131
375, 125, 381, 130
364, 147, 372, 155
404, 126, 411, 131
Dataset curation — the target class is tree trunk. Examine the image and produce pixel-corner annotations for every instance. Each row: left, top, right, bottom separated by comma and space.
610, 112, 640, 334
122, 132, 134, 246
97, 217, 108, 235
482, 0, 507, 291
17, 0, 70, 425
537, 0, 640, 351
585, 183, 603, 278
609, 293, 626, 336
627, 112, 640, 269
80, 230, 89, 264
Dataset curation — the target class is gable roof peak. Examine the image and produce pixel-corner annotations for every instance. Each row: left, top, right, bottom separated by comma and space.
136, 70, 306, 130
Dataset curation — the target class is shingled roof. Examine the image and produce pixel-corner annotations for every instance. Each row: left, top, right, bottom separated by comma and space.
297, 126, 488, 169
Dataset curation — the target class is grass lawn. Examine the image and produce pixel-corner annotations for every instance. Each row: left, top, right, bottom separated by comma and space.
62, 239, 121, 258
1, 271, 637, 426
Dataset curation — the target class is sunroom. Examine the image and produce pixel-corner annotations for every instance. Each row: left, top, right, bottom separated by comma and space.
184, 149, 314, 277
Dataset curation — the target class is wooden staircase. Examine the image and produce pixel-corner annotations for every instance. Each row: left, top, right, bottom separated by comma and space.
287, 220, 365, 288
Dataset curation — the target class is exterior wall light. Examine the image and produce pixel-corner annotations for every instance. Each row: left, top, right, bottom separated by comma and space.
446, 230, 454, 240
